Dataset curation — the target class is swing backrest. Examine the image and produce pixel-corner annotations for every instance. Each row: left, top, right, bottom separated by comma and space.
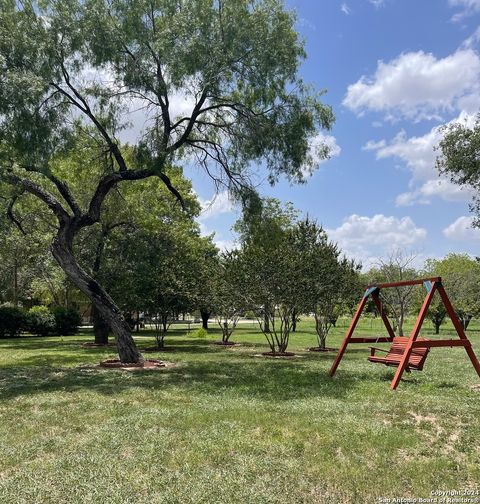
370, 337, 430, 370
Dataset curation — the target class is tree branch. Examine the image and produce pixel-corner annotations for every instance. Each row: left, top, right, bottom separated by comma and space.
2, 171, 70, 224
50, 61, 128, 172
85, 169, 155, 224
21, 164, 81, 216
6, 195, 26, 235
168, 89, 209, 152
158, 172, 185, 210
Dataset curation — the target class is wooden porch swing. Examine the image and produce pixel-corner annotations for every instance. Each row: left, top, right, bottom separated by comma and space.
329, 277, 480, 390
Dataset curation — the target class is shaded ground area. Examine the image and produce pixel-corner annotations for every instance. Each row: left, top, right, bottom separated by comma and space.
0, 318, 479, 503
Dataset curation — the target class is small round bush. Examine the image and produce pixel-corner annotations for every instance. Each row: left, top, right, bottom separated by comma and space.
0, 305, 25, 338
193, 327, 208, 339
26, 306, 56, 336
51, 306, 82, 335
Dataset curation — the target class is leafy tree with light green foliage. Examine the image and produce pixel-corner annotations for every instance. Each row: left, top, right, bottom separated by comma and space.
366, 250, 419, 336
211, 250, 247, 345
235, 197, 300, 334
0, 0, 334, 362
437, 115, 480, 226
235, 199, 306, 354
424, 254, 480, 330
104, 225, 217, 349
296, 218, 361, 350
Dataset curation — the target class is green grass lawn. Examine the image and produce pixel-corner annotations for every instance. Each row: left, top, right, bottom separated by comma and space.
1, 317, 479, 503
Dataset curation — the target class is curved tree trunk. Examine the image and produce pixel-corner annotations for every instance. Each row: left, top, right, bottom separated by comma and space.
51, 228, 143, 363
91, 224, 111, 344
92, 304, 110, 345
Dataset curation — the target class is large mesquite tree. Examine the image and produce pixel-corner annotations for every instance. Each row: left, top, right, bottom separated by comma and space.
0, 0, 334, 362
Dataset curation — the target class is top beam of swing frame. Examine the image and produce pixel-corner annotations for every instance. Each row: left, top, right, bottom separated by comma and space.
366, 277, 441, 289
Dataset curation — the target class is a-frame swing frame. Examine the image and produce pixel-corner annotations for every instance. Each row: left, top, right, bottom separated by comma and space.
329, 277, 480, 390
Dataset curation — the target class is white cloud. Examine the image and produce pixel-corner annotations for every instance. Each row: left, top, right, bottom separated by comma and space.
301, 133, 341, 178
213, 239, 237, 252
461, 26, 480, 49
449, 0, 480, 21
369, 0, 386, 7
198, 191, 234, 220
341, 3, 351, 15
365, 111, 477, 205
362, 139, 386, 151
443, 216, 480, 240
343, 50, 480, 121
326, 214, 427, 267
396, 179, 475, 206
198, 221, 238, 252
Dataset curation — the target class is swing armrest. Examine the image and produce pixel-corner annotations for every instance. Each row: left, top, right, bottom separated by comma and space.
369, 346, 389, 356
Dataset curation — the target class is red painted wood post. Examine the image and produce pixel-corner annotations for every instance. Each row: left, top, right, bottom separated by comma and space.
390, 282, 437, 390
436, 283, 480, 378
371, 292, 396, 340
329, 293, 369, 377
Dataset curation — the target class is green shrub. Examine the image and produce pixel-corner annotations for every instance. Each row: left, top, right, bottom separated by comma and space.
51, 306, 82, 335
192, 327, 208, 339
25, 306, 56, 336
0, 305, 25, 338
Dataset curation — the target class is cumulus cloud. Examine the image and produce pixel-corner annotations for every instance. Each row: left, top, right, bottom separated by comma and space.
326, 214, 427, 267
343, 50, 480, 121
396, 179, 475, 206
443, 216, 480, 240
364, 111, 477, 205
198, 191, 234, 220
301, 133, 341, 178
341, 3, 351, 15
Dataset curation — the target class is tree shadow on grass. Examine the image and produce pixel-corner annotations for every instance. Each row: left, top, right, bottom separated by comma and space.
0, 354, 368, 403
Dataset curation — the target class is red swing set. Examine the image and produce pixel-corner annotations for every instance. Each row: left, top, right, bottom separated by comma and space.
329, 277, 480, 390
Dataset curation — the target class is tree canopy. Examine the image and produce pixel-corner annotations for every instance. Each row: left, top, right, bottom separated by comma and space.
0, 0, 335, 362
437, 115, 480, 226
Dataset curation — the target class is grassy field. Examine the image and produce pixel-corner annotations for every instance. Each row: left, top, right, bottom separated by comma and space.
1, 317, 479, 503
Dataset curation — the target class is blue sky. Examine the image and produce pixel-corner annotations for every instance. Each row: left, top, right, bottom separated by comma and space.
187, 0, 480, 266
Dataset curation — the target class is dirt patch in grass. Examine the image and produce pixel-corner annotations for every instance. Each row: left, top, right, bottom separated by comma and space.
307, 347, 337, 353
255, 351, 299, 358
97, 358, 174, 371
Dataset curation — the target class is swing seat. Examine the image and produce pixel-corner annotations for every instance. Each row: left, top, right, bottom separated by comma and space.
368, 336, 430, 371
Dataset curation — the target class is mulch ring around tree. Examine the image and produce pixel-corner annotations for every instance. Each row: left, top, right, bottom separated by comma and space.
307, 347, 337, 353
142, 346, 177, 353
97, 358, 175, 371
253, 351, 301, 359
81, 342, 117, 349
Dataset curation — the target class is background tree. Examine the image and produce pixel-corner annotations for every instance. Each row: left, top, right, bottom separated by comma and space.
424, 254, 480, 330
437, 115, 480, 226
296, 218, 361, 350
235, 198, 300, 334
76, 161, 201, 344
236, 199, 306, 354
211, 250, 246, 345
367, 250, 419, 336
105, 225, 211, 349
0, 0, 334, 362
192, 239, 220, 331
